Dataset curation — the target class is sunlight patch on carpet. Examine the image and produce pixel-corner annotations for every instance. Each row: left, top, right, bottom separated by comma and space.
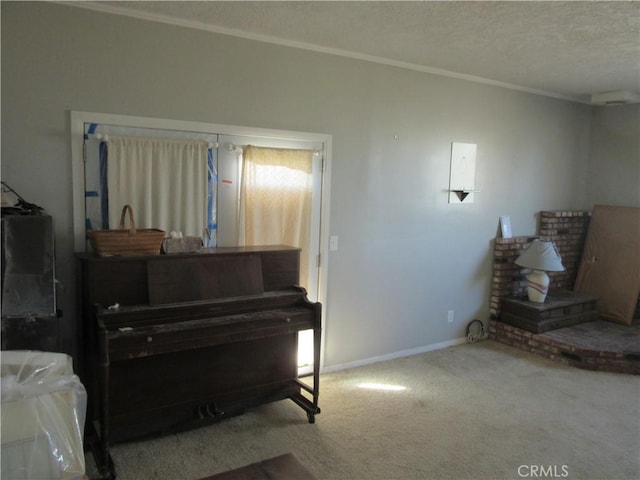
357, 382, 407, 391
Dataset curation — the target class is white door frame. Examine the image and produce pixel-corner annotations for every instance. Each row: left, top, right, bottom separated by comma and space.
70, 110, 332, 371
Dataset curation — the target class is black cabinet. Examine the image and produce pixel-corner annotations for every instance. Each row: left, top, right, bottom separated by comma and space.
1, 214, 58, 351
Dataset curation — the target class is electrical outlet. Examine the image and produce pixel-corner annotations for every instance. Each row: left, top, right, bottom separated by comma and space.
447, 310, 454, 323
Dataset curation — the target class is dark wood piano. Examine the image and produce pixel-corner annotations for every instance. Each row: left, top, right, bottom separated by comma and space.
76, 245, 321, 479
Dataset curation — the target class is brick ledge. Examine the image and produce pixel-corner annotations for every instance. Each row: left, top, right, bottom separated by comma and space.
489, 319, 640, 375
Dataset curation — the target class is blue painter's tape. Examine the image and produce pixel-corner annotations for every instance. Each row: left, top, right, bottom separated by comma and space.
87, 123, 98, 134
85, 191, 99, 197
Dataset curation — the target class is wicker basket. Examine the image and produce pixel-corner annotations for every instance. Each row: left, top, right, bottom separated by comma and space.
87, 205, 166, 257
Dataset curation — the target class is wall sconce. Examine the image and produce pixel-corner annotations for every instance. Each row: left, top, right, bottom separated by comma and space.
448, 142, 477, 204
450, 189, 480, 202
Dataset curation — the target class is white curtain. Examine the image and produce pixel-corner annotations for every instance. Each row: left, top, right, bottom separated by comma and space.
240, 145, 314, 287
106, 136, 209, 237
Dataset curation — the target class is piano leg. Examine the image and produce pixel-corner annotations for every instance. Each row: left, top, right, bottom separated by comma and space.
96, 332, 116, 479
290, 304, 322, 423
312, 304, 322, 421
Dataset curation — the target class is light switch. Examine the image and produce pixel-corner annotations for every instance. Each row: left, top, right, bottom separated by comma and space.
329, 235, 339, 251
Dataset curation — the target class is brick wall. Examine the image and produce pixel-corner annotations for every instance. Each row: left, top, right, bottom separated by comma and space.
537, 210, 591, 289
489, 210, 591, 319
490, 236, 537, 318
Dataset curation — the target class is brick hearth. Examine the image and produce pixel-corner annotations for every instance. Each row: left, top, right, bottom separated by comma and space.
490, 211, 591, 319
488, 210, 640, 375
489, 319, 640, 374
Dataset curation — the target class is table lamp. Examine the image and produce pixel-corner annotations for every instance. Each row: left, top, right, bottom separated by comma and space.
515, 240, 564, 303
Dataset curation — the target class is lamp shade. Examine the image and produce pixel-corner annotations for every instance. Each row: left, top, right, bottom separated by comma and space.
515, 240, 564, 272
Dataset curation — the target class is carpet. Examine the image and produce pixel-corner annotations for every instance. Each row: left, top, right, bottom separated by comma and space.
85, 340, 640, 480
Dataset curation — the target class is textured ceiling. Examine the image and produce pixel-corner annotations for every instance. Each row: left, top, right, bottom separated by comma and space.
78, 1, 640, 103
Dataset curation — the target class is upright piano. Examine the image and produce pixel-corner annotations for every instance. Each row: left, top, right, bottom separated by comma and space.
76, 246, 321, 479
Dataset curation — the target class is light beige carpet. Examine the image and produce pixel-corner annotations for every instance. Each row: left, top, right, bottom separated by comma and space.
85, 341, 640, 480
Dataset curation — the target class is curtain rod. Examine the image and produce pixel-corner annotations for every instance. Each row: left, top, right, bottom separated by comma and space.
91, 133, 218, 149
224, 142, 321, 156
88, 132, 320, 156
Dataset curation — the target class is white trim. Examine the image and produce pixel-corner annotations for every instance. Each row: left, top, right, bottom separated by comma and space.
60, 1, 583, 104
315, 137, 331, 373
321, 337, 468, 374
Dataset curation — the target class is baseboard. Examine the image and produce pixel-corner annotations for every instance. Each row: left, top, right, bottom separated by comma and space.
321, 336, 468, 374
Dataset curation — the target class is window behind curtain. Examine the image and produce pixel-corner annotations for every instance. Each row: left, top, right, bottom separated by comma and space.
104, 136, 209, 237
239, 145, 314, 288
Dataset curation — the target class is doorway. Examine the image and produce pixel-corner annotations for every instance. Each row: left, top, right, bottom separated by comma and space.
71, 111, 331, 372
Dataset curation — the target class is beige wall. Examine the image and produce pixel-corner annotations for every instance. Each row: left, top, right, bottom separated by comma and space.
588, 104, 640, 207
1, 2, 616, 368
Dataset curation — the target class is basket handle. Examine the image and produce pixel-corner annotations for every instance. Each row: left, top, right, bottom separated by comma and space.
118, 205, 137, 235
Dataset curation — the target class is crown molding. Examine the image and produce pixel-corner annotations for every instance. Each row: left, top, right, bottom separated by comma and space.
59, 1, 585, 104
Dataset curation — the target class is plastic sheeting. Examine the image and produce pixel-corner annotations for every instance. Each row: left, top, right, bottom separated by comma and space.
1, 351, 87, 480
